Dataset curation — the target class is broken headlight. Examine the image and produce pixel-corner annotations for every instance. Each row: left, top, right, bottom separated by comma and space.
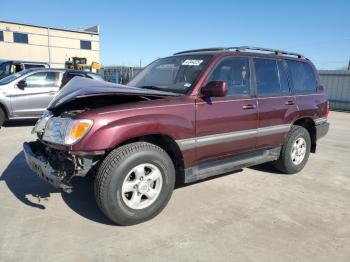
32, 110, 52, 134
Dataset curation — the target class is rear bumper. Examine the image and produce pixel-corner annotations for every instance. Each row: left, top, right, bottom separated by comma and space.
316, 121, 329, 140
23, 142, 73, 193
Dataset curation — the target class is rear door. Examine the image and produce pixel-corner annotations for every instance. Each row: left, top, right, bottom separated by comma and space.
195, 56, 258, 164
10, 71, 62, 117
254, 58, 297, 149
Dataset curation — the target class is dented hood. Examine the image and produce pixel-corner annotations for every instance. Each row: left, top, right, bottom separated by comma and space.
48, 77, 179, 109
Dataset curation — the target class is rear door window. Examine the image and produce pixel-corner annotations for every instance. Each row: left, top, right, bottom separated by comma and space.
254, 58, 280, 95
285, 60, 317, 93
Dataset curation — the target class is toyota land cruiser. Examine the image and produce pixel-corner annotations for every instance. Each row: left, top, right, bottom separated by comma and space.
23, 46, 330, 225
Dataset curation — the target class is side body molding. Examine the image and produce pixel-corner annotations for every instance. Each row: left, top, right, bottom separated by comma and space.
176, 124, 291, 151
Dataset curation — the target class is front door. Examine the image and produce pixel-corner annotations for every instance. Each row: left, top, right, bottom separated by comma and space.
195, 56, 258, 164
253, 58, 297, 149
10, 71, 61, 117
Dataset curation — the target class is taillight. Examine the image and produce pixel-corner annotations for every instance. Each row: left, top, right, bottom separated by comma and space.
324, 101, 330, 117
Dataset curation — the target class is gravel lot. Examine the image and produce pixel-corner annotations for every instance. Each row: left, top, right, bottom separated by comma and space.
0, 111, 349, 262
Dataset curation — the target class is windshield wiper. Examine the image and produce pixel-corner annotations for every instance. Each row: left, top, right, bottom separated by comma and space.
139, 85, 164, 91
138, 85, 182, 95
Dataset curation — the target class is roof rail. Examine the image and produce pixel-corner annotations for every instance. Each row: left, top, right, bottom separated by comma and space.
174, 46, 305, 59
234, 46, 305, 59
174, 47, 233, 55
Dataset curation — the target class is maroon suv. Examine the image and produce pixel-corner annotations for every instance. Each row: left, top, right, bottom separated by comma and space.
24, 46, 329, 225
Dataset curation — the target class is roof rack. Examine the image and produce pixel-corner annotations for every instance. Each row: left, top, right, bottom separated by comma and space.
235, 46, 304, 59
173, 47, 232, 55
174, 46, 305, 59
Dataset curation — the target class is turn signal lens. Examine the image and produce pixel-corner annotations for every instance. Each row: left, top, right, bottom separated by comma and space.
65, 119, 93, 145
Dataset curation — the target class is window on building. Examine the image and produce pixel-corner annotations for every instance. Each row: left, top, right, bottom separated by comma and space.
80, 40, 92, 50
0, 31, 3, 42
286, 60, 317, 93
24, 72, 60, 87
13, 32, 28, 44
208, 57, 251, 96
254, 58, 281, 95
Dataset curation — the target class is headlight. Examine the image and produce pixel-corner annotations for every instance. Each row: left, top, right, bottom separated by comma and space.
43, 118, 93, 145
32, 110, 52, 134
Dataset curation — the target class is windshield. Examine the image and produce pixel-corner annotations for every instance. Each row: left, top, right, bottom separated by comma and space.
128, 55, 213, 94
0, 69, 31, 85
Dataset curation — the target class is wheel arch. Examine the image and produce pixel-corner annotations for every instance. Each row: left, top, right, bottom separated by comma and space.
0, 102, 9, 118
116, 134, 185, 185
292, 117, 316, 153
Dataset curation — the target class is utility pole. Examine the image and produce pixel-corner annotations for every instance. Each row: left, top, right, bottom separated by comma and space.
139, 58, 142, 68
47, 27, 51, 67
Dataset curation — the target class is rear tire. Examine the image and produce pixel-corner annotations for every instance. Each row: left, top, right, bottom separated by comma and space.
273, 125, 311, 174
0, 108, 5, 127
94, 142, 175, 226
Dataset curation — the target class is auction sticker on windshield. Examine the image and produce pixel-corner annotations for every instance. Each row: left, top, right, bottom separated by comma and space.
182, 60, 203, 66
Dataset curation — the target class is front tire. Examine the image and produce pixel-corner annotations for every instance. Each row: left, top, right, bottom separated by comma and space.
273, 125, 311, 174
94, 142, 175, 225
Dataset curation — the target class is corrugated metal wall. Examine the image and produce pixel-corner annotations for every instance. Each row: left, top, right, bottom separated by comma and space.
319, 70, 350, 111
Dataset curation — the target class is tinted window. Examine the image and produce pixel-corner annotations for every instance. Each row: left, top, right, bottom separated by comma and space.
208, 57, 250, 96
80, 40, 91, 50
286, 60, 316, 93
254, 58, 280, 95
25, 72, 60, 87
13, 33, 28, 44
0, 31, 3, 42
277, 61, 290, 93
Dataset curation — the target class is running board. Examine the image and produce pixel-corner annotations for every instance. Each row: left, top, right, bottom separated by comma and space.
184, 147, 281, 183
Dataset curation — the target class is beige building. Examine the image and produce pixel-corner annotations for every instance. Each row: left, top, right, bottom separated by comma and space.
0, 20, 100, 68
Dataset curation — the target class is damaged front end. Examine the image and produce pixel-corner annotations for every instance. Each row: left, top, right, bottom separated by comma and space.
23, 77, 178, 193
24, 111, 100, 193
23, 140, 96, 193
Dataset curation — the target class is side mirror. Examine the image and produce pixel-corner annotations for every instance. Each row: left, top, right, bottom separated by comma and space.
201, 81, 228, 97
17, 80, 27, 90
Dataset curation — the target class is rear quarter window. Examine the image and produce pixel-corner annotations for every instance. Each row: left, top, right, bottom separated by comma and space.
286, 60, 317, 93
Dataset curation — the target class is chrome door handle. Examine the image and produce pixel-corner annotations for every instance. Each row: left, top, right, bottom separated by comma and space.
285, 100, 295, 105
49, 91, 56, 95
242, 104, 256, 110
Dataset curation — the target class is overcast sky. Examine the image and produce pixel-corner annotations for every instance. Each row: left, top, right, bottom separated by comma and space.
1, 0, 349, 69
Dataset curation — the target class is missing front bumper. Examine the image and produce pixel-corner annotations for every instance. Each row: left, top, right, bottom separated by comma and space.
23, 142, 73, 193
